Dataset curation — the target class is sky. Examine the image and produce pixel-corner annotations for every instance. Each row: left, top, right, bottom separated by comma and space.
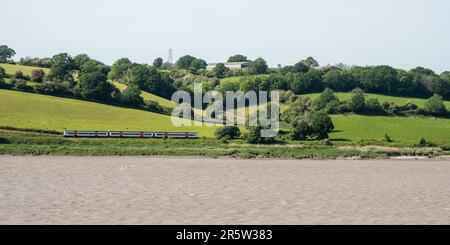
1, 0, 450, 73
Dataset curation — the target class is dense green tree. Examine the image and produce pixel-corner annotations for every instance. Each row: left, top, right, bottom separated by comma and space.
153, 57, 163, 68
215, 126, 241, 139
314, 88, 339, 110
227, 54, 248, 62
290, 70, 323, 94
308, 111, 334, 139
323, 70, 357, 92
0, 45, 15, 63
81, 60, 109, 75
176, 55, 197, 69
349, 88, 366, 113
213, 63, 228, 78
31, 69, 45, 82
301, 57, 319, 68
249, 58, 268, 75
0, 67, 5, 79
121, 84, 144, 106
124, 64, 175, 98
246, 126, 275, 144
291, 120, 311, 140
424, 94, 447, 115
108, 58, 132, 80
293, 61, 309, 73
79, 71, 115, 101
189, 58, 207, 74
239, 78, 259, 92
365, 98, 384, 115
49, 53, 76, 80
281, 97, 312, 124
73, 54, 91, 70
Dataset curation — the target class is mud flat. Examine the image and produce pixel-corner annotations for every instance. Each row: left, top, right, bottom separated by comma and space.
0, 156, 449, 224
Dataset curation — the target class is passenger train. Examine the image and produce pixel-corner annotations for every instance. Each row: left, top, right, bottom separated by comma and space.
63, 130, 198, 139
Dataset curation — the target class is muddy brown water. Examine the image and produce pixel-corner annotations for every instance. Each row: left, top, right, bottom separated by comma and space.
0, 156, 449, 224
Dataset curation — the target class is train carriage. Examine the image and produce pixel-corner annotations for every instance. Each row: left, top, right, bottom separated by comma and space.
63, 131, 109, 138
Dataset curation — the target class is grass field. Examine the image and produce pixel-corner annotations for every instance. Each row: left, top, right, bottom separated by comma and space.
0, 63, 50, 76
0, 89, 216, 136
330, 115, 450, 145
305, 92, 450, 108
110, 81, 176, 108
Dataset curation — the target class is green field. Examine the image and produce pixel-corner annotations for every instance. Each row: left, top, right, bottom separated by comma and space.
305, 92, 450, 108
110, 81, 176, 108
0, 63, 50, 76
330, 115, 450, 145
0, 89, 216, 136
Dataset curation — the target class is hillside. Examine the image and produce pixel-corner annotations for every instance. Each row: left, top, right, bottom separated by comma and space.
305, 92, 450, 108
0, 63, 50, 76
0, 89, 216, 136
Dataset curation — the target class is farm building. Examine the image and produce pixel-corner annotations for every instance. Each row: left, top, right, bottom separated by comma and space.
206, 62, 251, 70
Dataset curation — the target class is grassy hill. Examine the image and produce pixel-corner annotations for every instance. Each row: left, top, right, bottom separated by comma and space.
0, 89, 216, 137
305, 92, 450, 108
0, 63, 50, 76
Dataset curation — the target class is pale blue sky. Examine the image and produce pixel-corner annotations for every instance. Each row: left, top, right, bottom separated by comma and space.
2, 0, 449, 72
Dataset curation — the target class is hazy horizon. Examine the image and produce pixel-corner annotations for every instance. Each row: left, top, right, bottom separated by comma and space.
1, 0, 450, 72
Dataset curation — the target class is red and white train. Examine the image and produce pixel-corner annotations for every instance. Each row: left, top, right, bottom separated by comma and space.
63, 130, 198, 139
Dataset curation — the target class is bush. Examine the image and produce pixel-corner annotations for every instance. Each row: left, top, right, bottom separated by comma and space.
308, 111, 334, 139
384, 134, 393, 142
246, 126, 275, 144
0, 66, 6, 78
0, 137, 11, 144
145, 101, 164, 113
215, 126, 241, 139
35, 81, 71, 95
121, 84, 144, 107
365, 98, 384, 115
423, 94, 447, 116
291, 121, 311, 140
349, 88, 365, 113
31, 69, 45, 82
417, 138, 436, 147
14, 70, 29, 80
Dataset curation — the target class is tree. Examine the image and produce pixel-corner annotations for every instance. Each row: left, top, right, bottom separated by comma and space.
424, 94, 447, 116
291, 120, 311, 140
239, 78, 259, 92
227, 54, 248, 62
349, 88, 366, 113
308, 111, 334, 139
323, 70, 357, 92
0, 45, 15, 63
365, 98, 384, 115
73, 54, 91, 70
213, 63, 228, 78
49, 53, 76, 80
79, 71, 114, 101
314, 88, 339, 111
124, 64, 175, 98
249, 58, 268, 75
290, 70, 323, 94
293, 61, 309, 73
176, 55, 197, 69
189, 58, 207, 74
81, 60, 109, 75
153, 57, 163, 68
246, 126, 274, 144
108, 58, 132, 80
301, 57, 319, 68
31, 69, 45, 82
121, 84, 144, 106
215, 126, 241, 139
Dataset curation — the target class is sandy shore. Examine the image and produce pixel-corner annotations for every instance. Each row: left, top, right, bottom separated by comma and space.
0, 156, 449, 224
